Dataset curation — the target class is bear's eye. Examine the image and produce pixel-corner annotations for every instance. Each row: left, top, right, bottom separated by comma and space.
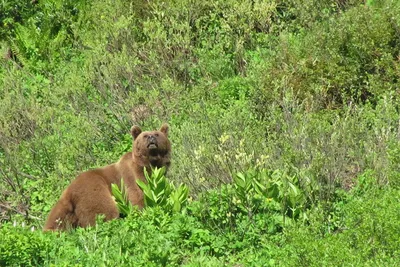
143, 134, 148, 138
155, 133, 159, 137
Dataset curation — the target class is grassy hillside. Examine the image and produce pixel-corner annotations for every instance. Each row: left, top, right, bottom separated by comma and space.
1, 0, 400, 266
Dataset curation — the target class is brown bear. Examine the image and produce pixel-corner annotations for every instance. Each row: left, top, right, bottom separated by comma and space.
43, 124, 171, 231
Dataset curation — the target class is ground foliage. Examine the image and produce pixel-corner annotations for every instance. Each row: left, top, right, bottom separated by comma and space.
1, 0, 400, 265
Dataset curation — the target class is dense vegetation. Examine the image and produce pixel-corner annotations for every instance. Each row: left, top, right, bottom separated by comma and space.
1, 0, 400, 265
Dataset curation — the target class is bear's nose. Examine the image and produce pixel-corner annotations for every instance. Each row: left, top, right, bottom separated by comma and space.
148, 135, 157, 143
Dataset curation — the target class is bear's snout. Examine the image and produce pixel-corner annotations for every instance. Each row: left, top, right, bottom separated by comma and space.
147, 135, 158, 149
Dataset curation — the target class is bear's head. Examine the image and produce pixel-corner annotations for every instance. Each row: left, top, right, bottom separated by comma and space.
130, 123, 171, 168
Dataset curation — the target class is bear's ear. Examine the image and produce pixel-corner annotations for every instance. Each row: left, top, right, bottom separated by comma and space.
130, 126, 142, 139
159, 123, 169, 137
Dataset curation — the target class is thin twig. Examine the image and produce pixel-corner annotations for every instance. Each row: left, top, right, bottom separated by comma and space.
17, 171, 39, 181
0, 203, 41, 221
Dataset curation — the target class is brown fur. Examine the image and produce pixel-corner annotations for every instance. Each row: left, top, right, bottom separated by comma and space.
43, 124, 171, 231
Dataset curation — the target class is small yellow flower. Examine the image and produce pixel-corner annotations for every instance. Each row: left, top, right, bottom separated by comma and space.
239, 139, 245, 147
219, 133, 230, 144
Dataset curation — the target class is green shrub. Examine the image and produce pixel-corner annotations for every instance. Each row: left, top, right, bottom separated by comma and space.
249, 2, 400, 110
235, 168, 306, 219
0, 223, 51, 266
137, 167, 189, 213
187, 168, 306, 236
0, 1, 38, 40
111, 178, 134, 217
5, 0, 87, 71
276, 187, 400, 266
112, 167, 189, 216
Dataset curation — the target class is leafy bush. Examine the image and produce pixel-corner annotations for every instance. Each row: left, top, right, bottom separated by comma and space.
0, 1, 38, 40
187, 168, 307, 236
3, 0, 87, 71
275, 187, 400, 266
138, 167, 189, 213
111, 178, 134, 216
0, 223, 51, 266
249, 1, 400, 110
235, 168, 306, 218
111, 167, 189, 216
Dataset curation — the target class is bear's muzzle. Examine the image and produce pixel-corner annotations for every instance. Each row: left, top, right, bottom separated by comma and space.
147, 135, 158, 149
